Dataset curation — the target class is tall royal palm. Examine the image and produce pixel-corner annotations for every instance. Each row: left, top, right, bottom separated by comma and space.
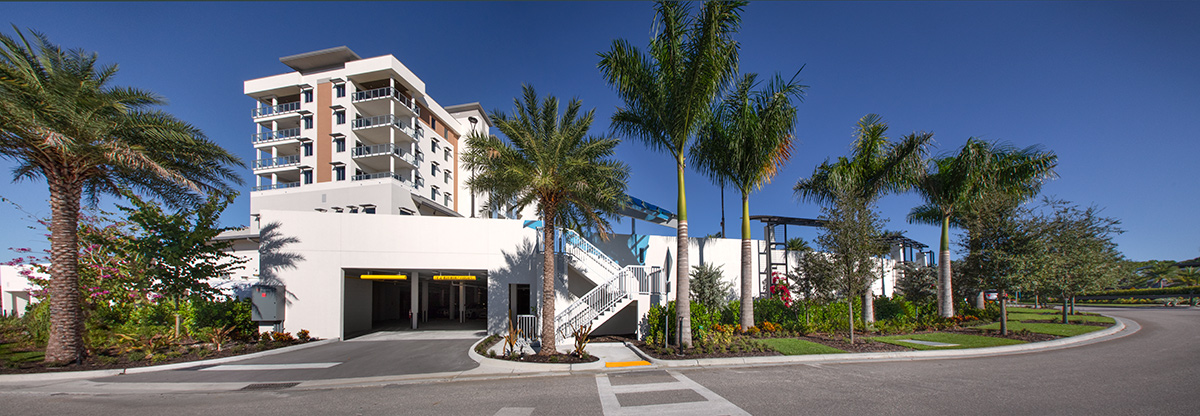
462, 85, 629, 354
693, 73, 805, 331
908, 139, 1056, 317
794, 114, 930, 322
0, 29, 242, 363
599, 0, 743, 348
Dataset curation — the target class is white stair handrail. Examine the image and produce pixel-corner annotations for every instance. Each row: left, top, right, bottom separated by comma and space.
560, 228, 622, 276
554, 265, 661, 340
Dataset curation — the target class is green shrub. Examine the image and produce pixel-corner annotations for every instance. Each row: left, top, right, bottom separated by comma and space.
189, 298, 255, 340
645, 301, 721, 344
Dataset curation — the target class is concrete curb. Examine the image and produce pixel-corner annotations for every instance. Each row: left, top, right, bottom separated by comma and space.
466, 336, 606, 373
0, 338, 338, 384
629, 316, 1130, 368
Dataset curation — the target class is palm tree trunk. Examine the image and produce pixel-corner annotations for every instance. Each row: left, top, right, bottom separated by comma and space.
862, 292, 874, 324
739, 192, 753, 331
540, 214, 557, 355
45, 176, 85, 364
676, 159, 691, 349
938, 214, 954, 318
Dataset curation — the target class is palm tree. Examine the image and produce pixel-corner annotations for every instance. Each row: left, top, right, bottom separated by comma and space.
0, 29, 242, 363
794, 114, 930, 323
908, 139, 1056, 317
598, 0, 743, 348
462, 85, 629, 355
692, 73, 804, 331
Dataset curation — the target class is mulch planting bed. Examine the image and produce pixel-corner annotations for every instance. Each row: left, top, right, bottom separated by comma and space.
632, 341, 784, 360
1019, 319, 1111, 327
0, 339, 313, 375
942, 328, 1059, 343
502, 353, 599, 364
797, 333, 912, 353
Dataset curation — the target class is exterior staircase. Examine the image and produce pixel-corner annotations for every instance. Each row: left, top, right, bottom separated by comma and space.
547, 228, 663, 341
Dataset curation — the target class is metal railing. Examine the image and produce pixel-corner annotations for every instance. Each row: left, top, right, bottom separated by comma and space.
554, 265, 661, 340
250, 182, 301, 192
515, 314, 539, 352
252, 102, 301, 118
252, 128, 301, 143
352, 114, 401, 130
352, 87, 416, 110
252, 155, 300, 169
561, 228, 622, 277
352, 171, 401, 181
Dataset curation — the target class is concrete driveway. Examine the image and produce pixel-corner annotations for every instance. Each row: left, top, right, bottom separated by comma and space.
93, 329, 484, 384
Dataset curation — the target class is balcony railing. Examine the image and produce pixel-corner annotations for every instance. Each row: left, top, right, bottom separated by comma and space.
251, 182, 301, 192
352, 114, 401, 130
351, 171, 415, 190
352, 87, 416, 110
252, 128, 302, 144
252, 155, 300, 170
351, 144, 419, 166
252, 102, 301, 118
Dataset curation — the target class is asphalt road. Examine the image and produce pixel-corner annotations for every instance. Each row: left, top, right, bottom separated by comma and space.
1, 306, 1195, 415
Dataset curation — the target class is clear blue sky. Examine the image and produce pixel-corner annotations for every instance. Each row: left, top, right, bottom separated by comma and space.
1, 1, 1197, 262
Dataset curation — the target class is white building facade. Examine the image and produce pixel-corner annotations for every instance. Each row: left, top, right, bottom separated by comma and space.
232, 47, 913, 344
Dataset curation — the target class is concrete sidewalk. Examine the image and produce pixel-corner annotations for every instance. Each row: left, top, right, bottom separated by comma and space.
0, 315, 1134, 395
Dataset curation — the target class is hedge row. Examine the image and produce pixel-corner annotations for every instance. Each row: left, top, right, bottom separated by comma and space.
1084, 285, 1200, 297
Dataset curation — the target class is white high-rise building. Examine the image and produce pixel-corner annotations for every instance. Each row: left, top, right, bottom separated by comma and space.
245, 46, 505, 219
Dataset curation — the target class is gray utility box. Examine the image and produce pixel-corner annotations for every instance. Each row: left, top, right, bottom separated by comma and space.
251, 285, 285, 322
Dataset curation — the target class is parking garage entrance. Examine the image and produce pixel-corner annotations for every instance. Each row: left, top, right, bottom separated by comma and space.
343, 269, 487, 338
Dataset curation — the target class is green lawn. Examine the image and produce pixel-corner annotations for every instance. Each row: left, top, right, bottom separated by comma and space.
973, 322, 1105, 337
760, 338, 846, 355
0, 342, 44, 366
871, 333, 1026, 350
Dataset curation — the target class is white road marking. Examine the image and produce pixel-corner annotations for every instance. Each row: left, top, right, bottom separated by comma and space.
493, 408, 535, 416
199, 362, 341, 371
596, 371, 750, 416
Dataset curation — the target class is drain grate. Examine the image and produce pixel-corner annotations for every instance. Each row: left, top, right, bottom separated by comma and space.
240, 382, 300, 391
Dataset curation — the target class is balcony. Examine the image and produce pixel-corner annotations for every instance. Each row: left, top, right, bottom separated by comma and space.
351, 143, 419, 170
252, 102, 302, 119
352, 87, 418, 117
351, 114, 421, 143
252, 128, 303, 145
252, 155, 300, 170
351, 171, 415, 191
251, 182, 301, 192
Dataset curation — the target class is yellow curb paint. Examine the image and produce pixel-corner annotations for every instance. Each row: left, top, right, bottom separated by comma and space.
605, 360, 651, 368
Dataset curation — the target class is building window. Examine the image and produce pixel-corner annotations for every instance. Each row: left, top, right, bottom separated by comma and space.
431, 139, 439, 153
335, 84, 345, 98
302, 170, 313, 184
303, 115, 313, 129
431, 186, 439, 200
334, 166, 345, 181
399, 208, 414, 216
349, 207, 358, 214
364, 206, 376, 214
335, 110, 346, 125
334, 138, 345, 152
303, 90, 313, 103
302, 143, 313, 156
430, 118, 437, 131
444, 149, 451, 162
431, 162, 438, 177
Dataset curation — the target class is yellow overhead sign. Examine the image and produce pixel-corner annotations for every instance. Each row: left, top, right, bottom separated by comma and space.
434, 275, 476, 281
361, 274, 407, 280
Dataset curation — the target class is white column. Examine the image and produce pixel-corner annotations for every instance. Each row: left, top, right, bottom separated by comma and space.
459, 282, 466, 324
410, 271, 419, 329
421, 281, 428, 322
